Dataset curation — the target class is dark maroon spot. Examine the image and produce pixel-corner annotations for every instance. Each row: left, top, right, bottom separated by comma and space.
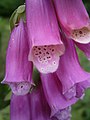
21, 86, 23, 88
47, 56, 51, 59
39, 52, 41, 54
52, 49, 54, 52
38, 56, 41, 58
75, 34, 77, 36
79, 31, 83, 34
35, 54, 38, 55
44, 48, 46, 50
38, 48, 41, 50
46, 52, 49, 54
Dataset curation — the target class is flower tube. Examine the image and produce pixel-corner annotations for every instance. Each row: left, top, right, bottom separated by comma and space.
29, 85, 52, 120
2, 20, 33, 95
10, 94, 30, 120
56, 36, 90, 100
53, 0, 90, 44
26, 0, 65, 74
40, 73, 77, 117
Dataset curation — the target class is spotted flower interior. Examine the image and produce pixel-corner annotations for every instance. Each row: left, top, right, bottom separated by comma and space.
31, 45, 61, 74
72, 27, 90, 43
9, 82, 31, 95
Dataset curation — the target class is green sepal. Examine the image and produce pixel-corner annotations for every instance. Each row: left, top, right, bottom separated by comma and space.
9, 4, 25, 31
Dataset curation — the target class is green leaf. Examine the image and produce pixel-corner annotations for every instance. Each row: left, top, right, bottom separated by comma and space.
0, 100, 10, 110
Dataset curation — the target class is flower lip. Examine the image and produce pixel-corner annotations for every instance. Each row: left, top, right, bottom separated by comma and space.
63, 86, 76, 100
54, 106, 71, 120
29, 44, 65, 74
9, 82, 31, 96
71, 27, 90, 44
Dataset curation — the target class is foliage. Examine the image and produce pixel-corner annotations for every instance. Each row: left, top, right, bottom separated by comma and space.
0, 0, 25, 17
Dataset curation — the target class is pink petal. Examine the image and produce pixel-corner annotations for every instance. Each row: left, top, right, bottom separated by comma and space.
10, 94, 30, 120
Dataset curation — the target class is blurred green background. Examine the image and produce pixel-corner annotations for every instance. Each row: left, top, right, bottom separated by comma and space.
0, 0, 90, 120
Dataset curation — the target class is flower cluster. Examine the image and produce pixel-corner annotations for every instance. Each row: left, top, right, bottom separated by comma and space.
2, 0, 90, 120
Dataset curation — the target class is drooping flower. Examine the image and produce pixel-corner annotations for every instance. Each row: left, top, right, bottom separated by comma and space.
40, 73, 77, 117
10, 94, 30, 120
29, 84, 52, 120
26, 0, 65, 74
75, 42, 90, 60
56, 35, 90, 100
53, 0, 90, 44
2, 20, 33, 95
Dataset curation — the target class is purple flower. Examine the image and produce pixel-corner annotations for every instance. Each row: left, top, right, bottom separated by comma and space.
26, 0, 65, 73
53, 0, 90, 44
56, 35, 90, 100
10, 94, 30, 120
40, 73, 77, 117
2, 20, 33, 95
29, 85, 52, 120
75, 42, 90, 60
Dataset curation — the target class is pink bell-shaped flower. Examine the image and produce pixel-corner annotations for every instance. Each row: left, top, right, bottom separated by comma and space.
26, 0, 65, 74
56, 35, 90, 100
53, 0, 90, 44
2, 20, 33, 95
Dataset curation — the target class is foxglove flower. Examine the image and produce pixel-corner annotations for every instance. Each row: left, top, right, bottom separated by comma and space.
75, 42, 90, 60
29, 85, 52, 120
40, 73, 77, 117
2, 20, 33, 95
26, 0, 65, 74
53, 0, 90, 44
10, 94, 30, 120
56, 36, 90, 100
